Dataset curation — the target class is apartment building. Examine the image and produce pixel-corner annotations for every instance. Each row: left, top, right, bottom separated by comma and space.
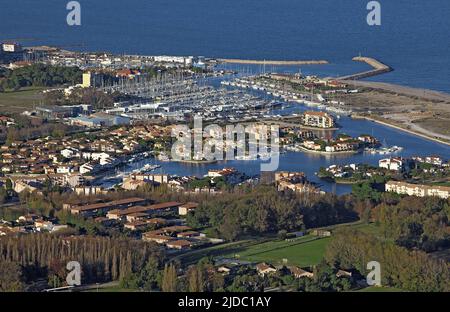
385, 181, 450, 199
302, 111, 334, 128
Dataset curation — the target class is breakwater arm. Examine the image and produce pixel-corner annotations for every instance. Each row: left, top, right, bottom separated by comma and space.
337, 56, 393, 80
218, 58, 329, 66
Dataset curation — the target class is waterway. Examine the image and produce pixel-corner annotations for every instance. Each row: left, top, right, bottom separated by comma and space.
101, 102, 450, 195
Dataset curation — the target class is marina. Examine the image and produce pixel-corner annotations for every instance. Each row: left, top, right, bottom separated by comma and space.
80, 61, 450, 195
96, 112, 450, 195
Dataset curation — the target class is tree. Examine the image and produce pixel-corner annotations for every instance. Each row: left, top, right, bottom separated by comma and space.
0, 188, 7, 204
5, 178, 13, 191
47, 259, 67, 288
313, 261, 338, 291
277, 230, 288, 240
0, 262, 24, 292
187, 265, 204, 292
119, 272, 139, 289
325, 229, 450, 292
6, 128, 19, 145
161, 264, 177, 292
139, 257, 161, 291
0, 234, 163, 287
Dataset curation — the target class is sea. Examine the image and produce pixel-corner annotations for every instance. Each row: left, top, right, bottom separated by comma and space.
1, 0, 450, 194
1, 0, 449, 92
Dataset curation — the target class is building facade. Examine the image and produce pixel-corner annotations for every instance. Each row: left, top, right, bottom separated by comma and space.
385, 181, 450, 199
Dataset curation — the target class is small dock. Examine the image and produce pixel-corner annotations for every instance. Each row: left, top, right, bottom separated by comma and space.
337, 56, 393, 80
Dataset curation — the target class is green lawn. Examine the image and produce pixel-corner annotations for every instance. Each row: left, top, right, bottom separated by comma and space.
79, 282, 135, 292
350, 223, 383, 236
357, 286, 405, 292
221, 235, 331, 268
173, 223, 384, 268
92, 285, 136, 292
0, 87, 45, 113
432, 181, 450, 187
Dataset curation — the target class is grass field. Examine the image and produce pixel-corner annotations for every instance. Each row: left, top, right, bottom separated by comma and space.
348, 223, 383, 236
173, 223, 384, 268
432, 181, 450, 187
221, 235, 331, 268
91, 285, 135, 292
357, 286, 405, 292
0, 87, 45, 113
208, 223, 384, 268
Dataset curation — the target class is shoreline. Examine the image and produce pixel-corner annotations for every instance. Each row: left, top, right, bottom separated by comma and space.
176, 159, 218, 165
297, 145, 360, 155
298, 125, 339, 131
318, 176, 362, 185
351, 114, 450, 147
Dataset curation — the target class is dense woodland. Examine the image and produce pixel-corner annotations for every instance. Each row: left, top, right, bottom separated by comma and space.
325, 229, 450, 292
1, 116, 72, 144
0, 235, 164, 291
0, 64, 82, 91
186, 185, 358, 240
43, 87, 133, 110
371, 196, 449, 252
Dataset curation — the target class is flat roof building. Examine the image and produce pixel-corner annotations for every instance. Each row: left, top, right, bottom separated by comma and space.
385, 181, 450, 199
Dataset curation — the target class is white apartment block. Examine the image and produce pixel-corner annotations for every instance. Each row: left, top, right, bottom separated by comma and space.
379, 157, 404, 171
385, 181, 450, 199
303, 111, 334, 128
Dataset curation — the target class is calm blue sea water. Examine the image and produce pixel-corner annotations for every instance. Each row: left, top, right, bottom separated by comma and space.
1, 0, 449, 92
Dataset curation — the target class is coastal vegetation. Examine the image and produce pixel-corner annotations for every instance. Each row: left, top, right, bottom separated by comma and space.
43, 87, 131, 110
371, 196, 450, 252
186, 185, 358, 241
325, 228, 450, 292
0, 234, 164, 291
1, 115, 73, 145
0, 64, 82, 91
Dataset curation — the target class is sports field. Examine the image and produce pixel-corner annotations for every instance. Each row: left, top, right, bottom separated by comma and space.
222, 235, 331, 268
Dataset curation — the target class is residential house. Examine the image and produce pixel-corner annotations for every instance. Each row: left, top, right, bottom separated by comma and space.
178, 202, 199, 216
288, 266, 314, 279
166, 240, 193, 250
256, 263, 277, 276
379, 157, 404, 172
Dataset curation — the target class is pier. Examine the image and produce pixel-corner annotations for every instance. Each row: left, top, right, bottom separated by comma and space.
218, 58, 329, 66
337, 56, 393, 80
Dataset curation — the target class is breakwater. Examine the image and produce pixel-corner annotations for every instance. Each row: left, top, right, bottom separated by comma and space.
218, 58, 329, 66
337, 56, 393, 80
